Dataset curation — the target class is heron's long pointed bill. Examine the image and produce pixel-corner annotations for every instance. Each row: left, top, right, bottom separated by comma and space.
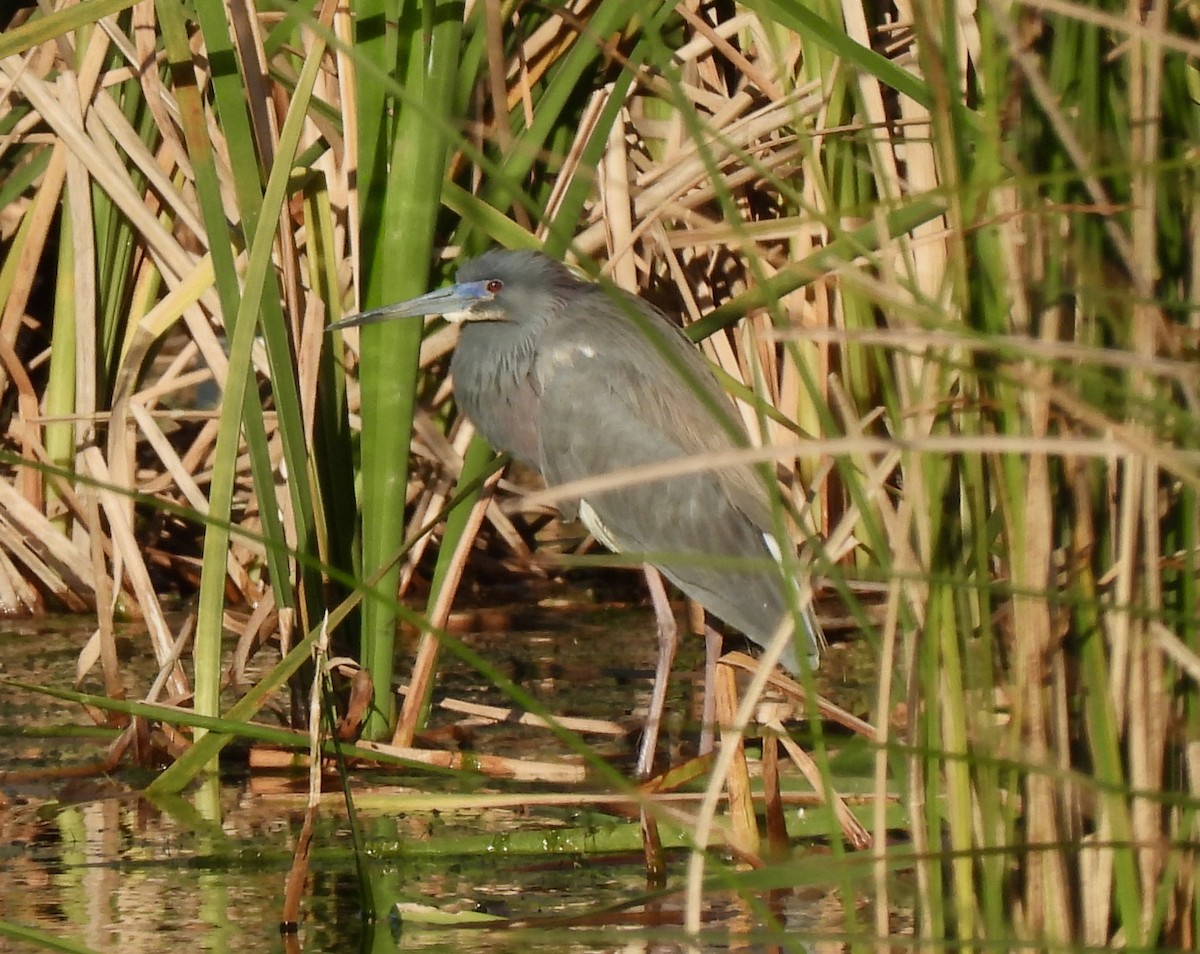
326, 281, 492, 331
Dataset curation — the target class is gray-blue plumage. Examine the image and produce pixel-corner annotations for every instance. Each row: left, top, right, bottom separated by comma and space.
333, 249, 821, 671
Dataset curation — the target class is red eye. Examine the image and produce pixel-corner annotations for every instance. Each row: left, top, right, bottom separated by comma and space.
486, 279, 503, 294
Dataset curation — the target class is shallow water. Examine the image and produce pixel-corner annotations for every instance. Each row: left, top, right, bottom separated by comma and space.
0, 601, 901, 953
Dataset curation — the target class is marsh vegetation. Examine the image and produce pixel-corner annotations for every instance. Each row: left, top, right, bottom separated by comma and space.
0, 0, 1197, 950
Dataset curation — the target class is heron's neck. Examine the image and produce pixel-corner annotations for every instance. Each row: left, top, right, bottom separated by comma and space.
450, 319, 543, 463
454, 319, 538, 387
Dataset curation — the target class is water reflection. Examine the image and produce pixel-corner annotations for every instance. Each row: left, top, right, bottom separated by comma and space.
0, 609, 899, 952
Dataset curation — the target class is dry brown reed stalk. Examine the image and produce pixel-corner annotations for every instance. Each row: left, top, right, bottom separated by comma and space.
248, 733, 587, 785
4, 0, 1198, 944
393, 464, 501, 747
1, 33, 233, 640
0, 0, 845, 669
714, 660, 759, 857
419, 692, 626, 736
2, 10, 350, 682
771, 720, 871, 849
261, 786, 870, 812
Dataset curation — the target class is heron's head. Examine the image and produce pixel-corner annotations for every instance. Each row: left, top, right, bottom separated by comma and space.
328, 249, 579, 331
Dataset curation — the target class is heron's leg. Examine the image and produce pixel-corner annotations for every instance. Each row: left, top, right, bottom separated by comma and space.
699, 624, 722, 756
635, 565, 677, 779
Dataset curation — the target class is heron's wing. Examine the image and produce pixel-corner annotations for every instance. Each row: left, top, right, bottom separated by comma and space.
533, 294, 818, 663
531, 287, 821, 667
533, 289, 774, 531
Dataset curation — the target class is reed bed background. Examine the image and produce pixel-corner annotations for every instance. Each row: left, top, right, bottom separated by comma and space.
1, 0, 1198, 948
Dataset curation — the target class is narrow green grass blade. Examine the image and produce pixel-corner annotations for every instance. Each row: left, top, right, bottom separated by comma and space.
2, 677, 455, 775
43, 214, 76, 528
688, 196, 950, 340
402, 435, 495, 728
0, 920, 102, 954
305, 185, 361, 600
155, 0, 271, 741
145, 625, 320, 795
157, 2, 328, 765
354, 0, 465, 739
192, 0, 322, 627
748, 0, 932, 108
0, 0, 138, 60
185, 0, 300, 614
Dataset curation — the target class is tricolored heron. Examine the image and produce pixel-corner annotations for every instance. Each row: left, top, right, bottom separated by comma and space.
331, 249, 822, 775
